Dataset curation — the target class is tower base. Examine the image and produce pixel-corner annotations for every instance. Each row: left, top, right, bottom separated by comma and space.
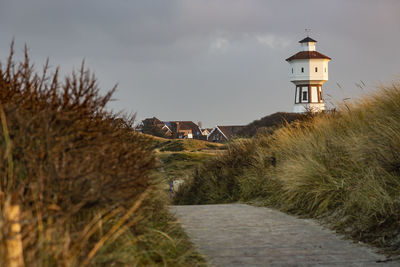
293, 103, 325, 113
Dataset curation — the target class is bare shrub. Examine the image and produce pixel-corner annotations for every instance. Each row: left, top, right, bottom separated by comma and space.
0, 43, 159, 266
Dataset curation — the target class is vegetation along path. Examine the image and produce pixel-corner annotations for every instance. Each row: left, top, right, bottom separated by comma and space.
171, 204, 398, 267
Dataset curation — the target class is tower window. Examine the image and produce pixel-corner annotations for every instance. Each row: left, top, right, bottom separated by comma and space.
301, 67, 304, 73
325, 67, 327, 72
292, 68, 293, 73
315, 67, 318, 72
302, 91, 308, 101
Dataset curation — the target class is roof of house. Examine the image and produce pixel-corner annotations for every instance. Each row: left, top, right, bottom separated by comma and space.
169, 121, 198, 130
143, 117, 164, 126
180, 121, 199, 130
215, 125, 245, 139
299, 36, 317, 43
286, 51, 331, 61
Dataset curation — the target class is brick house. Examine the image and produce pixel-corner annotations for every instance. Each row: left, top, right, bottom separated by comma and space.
167, 121, 202, 139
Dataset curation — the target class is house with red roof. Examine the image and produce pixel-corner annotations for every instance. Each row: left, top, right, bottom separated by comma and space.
167, 121, 202, 139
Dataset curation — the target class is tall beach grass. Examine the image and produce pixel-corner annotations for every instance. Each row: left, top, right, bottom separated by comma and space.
175, 81, 400, 253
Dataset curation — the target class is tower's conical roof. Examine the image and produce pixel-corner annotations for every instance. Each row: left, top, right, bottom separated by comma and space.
286, 51, 331, 61
299, 36, 317, 43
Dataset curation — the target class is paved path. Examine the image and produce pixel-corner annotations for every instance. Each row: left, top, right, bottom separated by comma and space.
171, 204, 397, 267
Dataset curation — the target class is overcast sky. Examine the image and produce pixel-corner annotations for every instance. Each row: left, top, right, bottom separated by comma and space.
1, 0, 399, 127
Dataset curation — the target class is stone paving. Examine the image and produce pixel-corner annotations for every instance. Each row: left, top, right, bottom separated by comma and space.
171, 204, 398, 267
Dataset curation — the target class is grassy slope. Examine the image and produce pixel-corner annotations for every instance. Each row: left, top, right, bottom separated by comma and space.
152, 136, 225, 152
175, 83, 400, 254
237, 112, 308, 137
152, 137, 226, 183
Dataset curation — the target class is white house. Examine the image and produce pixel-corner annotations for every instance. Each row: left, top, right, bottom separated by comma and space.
286, 36, 331, 113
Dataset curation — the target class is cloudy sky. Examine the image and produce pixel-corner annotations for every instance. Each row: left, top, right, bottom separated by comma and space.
1, 0, 399, 127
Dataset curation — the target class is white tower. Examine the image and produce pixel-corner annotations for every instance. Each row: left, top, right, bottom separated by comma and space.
286, 36, 331, 113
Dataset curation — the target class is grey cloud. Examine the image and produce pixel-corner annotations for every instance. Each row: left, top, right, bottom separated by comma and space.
1, 0, 400, 127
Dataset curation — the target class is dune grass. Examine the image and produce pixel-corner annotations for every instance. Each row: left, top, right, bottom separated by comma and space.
153, 137, 225, 152
175, 82, 400, 253
0, 44, 205, 266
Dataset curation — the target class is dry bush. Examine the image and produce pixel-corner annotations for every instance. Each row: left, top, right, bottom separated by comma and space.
0, 43, 160, 266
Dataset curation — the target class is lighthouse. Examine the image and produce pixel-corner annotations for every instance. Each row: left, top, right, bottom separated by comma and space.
286, 36, 331, 113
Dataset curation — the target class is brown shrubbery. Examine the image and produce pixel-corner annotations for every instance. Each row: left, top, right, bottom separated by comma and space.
0, 44, 202, 266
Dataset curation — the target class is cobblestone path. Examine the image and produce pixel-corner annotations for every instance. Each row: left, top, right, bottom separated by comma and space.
171, 204, 397, 267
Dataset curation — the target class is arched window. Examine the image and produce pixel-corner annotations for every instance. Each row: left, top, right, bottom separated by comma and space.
315, 67, 318, 72
301, 67, 304, 73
